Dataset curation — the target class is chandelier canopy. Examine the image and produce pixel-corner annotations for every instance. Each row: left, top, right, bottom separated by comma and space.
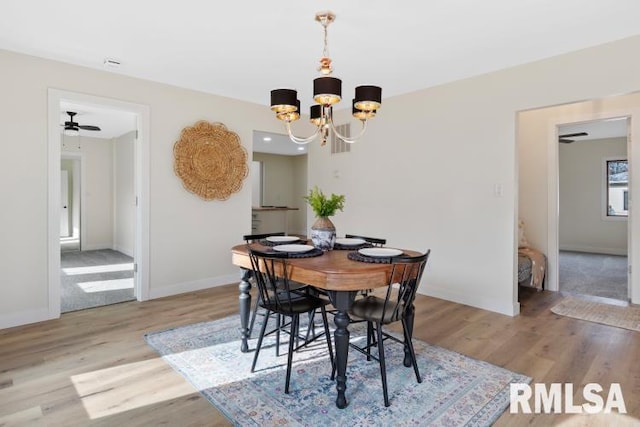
270, 11, 382, 146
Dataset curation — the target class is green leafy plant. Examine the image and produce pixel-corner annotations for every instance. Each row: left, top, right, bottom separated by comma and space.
304, 186, 345, 218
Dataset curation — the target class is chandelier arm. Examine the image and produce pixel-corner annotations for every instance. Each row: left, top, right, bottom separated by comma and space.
329, 118, 368, 144
284, 121, 321, 145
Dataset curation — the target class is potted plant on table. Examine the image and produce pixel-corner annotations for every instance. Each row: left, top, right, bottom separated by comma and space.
304, 186, 345, 250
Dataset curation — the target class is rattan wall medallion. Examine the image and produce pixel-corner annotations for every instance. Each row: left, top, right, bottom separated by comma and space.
173, 121, 248, 201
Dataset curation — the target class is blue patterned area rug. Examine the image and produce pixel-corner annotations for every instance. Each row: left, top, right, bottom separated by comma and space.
145, 315, 529, 426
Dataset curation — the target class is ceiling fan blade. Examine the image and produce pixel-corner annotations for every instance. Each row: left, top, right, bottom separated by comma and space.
559, 138, 574, 143
559, 132, 588, 138
78, 125, 101, 131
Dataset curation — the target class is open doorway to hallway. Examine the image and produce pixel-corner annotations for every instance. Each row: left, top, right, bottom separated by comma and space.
557, 118, 630, 302
48, 89, 150, 319
58, 100, 138, 312
517, 92, 640, 307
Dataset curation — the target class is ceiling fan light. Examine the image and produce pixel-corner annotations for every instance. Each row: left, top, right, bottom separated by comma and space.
271, 89, 298, 113
354, 85, 382, 111
64, 127, 79, 136
313, 77, 342, 105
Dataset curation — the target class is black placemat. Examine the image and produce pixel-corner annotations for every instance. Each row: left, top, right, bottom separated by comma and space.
288, 247, 324, 258
347, 251, 405, 264
259, 238, 305, 247
333, 242, 373, 251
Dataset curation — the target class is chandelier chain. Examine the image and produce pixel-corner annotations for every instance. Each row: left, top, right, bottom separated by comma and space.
322, 21, 329, 59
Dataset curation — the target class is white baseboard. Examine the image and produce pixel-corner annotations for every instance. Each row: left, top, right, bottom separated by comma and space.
0, 307, 53, 330
113, 245, 134, 257
148, 273, 242, 300
559, 244, 627, 256
81, 243, 113, 251
420, 284, 519, 317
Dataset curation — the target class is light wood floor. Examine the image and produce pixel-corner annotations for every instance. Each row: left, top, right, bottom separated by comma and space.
0, 285, 638, 426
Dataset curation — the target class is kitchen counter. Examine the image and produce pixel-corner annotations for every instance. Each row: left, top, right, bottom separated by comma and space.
252, 206, 299, 211
251, 207, 299, 234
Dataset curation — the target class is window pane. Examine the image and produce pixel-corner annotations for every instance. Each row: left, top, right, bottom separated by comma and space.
607, 160, 628, 217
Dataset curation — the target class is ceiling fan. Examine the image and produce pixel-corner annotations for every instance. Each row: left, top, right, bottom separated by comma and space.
62, 111, 101, 135
558, 132, 588, 143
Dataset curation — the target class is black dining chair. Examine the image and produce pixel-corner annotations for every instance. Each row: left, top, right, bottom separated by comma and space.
345, 234, 387, 247
243, 232, 289, 339
248, 248, 335, 394
347, 250, 430, 407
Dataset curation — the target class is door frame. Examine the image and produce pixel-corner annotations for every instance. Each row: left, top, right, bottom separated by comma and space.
546, 109, 638, 304
47, 89, 151, 318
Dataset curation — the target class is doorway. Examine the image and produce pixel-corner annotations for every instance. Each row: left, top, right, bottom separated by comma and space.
517, 92, 640, 307
59, 101, 138, 312
252, 130, 308, 236
60, 153, 81, 252
557, 118, 630, 301
48, 89, 150, 318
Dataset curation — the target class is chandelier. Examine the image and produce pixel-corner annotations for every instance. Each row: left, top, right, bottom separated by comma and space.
270, 11, 382, 146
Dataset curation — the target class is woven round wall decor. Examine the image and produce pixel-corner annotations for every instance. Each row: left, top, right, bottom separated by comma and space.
173, 121, 248, 201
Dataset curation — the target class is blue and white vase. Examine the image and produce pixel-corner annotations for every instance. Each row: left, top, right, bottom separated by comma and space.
311, 217, 336, 251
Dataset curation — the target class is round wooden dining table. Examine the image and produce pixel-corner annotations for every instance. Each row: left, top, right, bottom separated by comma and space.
231, 243, 422, 409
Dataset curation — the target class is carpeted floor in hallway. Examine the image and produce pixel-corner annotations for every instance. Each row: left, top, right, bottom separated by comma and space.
61, 249, 135, 313
559, 250, 628, 301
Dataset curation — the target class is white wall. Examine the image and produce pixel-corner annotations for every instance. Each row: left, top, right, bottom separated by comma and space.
80, 135, 114, 250
0, 48, 283, 328
254, 152, 295, 206
114, 130, 136, 256
308, 35, 640, 316
291, 155, 308, 235
559, 137, 628, 255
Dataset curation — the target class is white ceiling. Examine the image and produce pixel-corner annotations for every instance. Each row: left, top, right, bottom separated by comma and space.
3, 1, 640, 149
253, 130, 308, 156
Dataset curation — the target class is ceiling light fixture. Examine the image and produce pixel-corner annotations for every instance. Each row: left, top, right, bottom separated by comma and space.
270, 11, 381, 146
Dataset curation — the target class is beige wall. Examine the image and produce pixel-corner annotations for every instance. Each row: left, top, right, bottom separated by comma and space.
559, 137, 627, 255
308, 35, 640, 315
2, 34, 640, 327
0, 48, 283, 328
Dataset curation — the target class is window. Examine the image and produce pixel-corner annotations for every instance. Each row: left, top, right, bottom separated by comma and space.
606, 159, 628, 217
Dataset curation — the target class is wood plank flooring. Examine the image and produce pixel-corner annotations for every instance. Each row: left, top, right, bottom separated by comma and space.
1, 285, 639, 426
